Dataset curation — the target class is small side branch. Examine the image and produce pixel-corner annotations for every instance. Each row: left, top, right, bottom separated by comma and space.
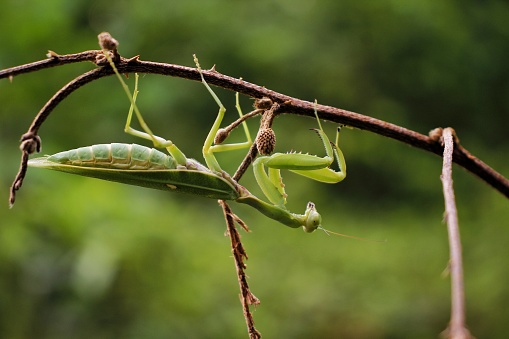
439, 128, 473, 339
219, 200, 261, 339
232, 100, 279, 181
0, 50, 100, 79
8, 66, 113, 206
233, 143, 259, 182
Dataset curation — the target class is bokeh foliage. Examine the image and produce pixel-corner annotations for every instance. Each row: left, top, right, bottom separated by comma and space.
1, 0, 508, 338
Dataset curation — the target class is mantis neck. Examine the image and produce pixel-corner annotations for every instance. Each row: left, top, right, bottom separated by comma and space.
235, 193, 305, 229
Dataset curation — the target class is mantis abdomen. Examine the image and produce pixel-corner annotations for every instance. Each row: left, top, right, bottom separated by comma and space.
47, 143, 177, 170
29, 143, 240, 200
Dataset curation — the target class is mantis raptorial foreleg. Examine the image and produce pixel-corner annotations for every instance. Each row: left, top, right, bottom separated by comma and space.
253, 102, 347, 207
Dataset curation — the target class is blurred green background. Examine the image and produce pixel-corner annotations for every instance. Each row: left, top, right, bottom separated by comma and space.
1, 1, 508, 338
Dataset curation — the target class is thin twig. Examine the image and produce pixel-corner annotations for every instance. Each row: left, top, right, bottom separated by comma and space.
0, 50, 100, 79
219, 200, 261, 339
8, 66, 111, 206
232, 101, 279, 181
440, 128, 473, 339
233, 143, 259, 182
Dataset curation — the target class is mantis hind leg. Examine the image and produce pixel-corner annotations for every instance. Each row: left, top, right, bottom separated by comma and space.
193, 55, 252, 173
105, 55, 188, 165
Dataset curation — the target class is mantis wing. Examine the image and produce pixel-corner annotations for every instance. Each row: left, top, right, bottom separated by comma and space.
28, 157, 239, 200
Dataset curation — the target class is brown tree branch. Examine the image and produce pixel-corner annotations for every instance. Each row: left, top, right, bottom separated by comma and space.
5, 50, 508, 206
439, 128, 473, 339
0, 50, 100, 79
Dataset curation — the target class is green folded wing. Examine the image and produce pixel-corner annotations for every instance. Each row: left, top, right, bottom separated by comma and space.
28, 157, 239, 200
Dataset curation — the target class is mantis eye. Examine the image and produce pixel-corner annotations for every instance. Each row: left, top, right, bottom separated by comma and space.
303, 202, 321, 233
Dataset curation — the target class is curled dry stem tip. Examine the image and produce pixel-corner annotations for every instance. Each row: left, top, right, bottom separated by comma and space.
9, 133, 42, 207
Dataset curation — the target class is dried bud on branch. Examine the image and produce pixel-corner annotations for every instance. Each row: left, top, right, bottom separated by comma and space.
98, 32, 119, 51
256, 128, 276, 155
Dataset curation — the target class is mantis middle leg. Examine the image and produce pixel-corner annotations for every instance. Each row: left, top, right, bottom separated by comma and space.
193, 55, 253, 173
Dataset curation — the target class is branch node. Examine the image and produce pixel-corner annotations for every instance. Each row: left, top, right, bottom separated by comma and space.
97, 32, 121, 65
254, 97, 273, 110
95, 51, 116, 66
46, 50, 60, 59
19, 132, 41, 154
429, 127, 444, 143
447, 127, 460, 145
429, 127, 460, 147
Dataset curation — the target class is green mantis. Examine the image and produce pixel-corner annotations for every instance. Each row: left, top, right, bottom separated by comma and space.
27, 55, 347, 233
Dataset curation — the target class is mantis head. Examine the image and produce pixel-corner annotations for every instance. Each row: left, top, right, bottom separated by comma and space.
303, 202, 322, 233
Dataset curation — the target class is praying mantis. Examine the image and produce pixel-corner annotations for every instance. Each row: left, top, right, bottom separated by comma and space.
27, 55, 347, 233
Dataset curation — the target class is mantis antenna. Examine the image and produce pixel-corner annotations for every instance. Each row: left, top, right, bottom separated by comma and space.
318, 227, 387, 243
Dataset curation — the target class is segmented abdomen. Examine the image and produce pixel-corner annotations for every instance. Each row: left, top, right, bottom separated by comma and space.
47, 143, 176, 170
